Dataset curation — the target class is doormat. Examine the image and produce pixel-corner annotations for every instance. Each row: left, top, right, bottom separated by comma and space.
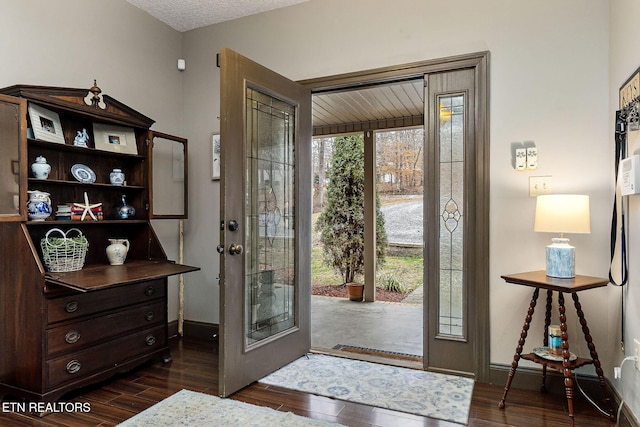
259, 354, 474, 425
332, 344, 423, 362
117, 389, 345, 427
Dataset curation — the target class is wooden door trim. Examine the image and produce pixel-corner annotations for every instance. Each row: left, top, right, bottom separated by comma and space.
300, 52, 490, 382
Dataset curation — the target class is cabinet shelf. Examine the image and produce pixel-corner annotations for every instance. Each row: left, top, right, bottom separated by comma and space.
28, 138, 145, 160
26, 219, 148, 226
28, 178, 145, 191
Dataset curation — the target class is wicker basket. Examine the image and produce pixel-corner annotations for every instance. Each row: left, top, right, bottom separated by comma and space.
40, 228, 88, 272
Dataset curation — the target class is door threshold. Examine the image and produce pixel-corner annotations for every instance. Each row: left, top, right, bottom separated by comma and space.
310, 346, 423, 370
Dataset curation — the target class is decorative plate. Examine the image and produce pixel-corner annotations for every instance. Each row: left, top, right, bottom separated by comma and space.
71, 164, 96, 183
532, 346, 577, 362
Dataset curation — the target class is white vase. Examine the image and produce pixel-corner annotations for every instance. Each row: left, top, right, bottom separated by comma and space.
27, 190, 52, 221
106, 238, 130, 265
109, 168, 125, 186
31, 156, 51, 179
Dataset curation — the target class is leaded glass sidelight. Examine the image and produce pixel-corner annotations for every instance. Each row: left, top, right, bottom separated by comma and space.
245, 87, 296, 348
438, 94, 465, 338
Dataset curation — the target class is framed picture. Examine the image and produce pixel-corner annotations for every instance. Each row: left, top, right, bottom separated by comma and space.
28, 104, 65, 144
212, 133, 220, 180
93, 123, 138, 155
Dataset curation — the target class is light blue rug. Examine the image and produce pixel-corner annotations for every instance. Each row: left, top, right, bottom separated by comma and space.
117, 389, 344, 426
259, 354, 474, 425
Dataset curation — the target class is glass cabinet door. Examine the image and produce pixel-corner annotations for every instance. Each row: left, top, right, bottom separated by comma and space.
148, 131, 188, 219
0, 95, 27, 222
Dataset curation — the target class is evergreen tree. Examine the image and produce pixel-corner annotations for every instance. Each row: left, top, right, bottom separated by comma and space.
315, 134, 387, 284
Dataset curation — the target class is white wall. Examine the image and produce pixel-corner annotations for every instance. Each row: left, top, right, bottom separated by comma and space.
182, 0, 617, 377
610, 0, 640, 418
0, 0, 186, 320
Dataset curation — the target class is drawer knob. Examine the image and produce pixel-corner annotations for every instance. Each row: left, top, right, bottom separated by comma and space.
65, 301, 79, 313
145, 311, 154, 321
65, 330, 81, 344
145, 335, 157, 346
66, 360, 81, 374
144, 286, 155, 297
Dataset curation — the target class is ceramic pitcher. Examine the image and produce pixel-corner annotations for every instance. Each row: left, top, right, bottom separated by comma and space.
27, 190, 52, 221
106, 238, 130, 265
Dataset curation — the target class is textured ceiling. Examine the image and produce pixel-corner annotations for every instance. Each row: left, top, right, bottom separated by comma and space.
126, 0, 309, 32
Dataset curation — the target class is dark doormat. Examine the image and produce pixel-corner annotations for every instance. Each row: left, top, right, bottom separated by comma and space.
332, 344, 423, 363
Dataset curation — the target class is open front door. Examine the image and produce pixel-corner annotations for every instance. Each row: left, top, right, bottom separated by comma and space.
218, 48, 312, 397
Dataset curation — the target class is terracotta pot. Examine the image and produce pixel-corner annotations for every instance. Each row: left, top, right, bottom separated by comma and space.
346, 283, 364, 301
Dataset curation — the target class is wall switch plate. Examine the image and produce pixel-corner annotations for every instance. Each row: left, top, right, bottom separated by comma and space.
529, 176, 552, 197
634, 339, 640, 371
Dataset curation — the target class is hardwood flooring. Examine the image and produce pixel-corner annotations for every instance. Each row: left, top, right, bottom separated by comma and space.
0, 337, 619, 426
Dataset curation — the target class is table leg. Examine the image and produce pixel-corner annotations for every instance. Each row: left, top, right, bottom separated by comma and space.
558, 292, 575, 426
499, 287, 540, 409
571, 293, 616, 420
541, 289, 553, 393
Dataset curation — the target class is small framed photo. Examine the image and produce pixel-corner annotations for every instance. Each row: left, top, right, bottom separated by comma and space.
93, 123, 138, 155
212, 133, 220, 180
28, 104, 65, 144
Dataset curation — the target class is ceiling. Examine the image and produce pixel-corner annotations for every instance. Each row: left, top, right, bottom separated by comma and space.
312, 79, 424, 136
126, 0, 424, 135
126, 0, 310, 32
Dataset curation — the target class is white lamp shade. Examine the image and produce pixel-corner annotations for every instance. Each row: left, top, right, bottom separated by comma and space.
534, 194, 590, 234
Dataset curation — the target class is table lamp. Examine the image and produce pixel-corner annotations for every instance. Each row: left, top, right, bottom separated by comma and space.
534, 194, 590, 278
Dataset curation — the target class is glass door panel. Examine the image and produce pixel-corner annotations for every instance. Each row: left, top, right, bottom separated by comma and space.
245, 88, 296, 347
438, 95, 465, 339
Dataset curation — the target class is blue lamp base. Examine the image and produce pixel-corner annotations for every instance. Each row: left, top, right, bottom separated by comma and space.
546, 238, 575, 278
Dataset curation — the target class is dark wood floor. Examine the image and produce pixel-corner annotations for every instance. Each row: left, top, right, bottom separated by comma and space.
0, 337, 619, 426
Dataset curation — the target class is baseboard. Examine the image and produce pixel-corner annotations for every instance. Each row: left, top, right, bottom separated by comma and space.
168, 320, 219, 342
490, 363, 639, 427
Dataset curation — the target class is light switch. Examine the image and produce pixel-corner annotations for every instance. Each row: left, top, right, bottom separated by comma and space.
529, 176, 552, 197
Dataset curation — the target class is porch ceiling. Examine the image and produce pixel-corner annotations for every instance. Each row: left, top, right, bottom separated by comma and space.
312, 79, 424, 136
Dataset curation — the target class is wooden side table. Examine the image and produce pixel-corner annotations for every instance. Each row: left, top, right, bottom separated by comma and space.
498, 271, 615, 426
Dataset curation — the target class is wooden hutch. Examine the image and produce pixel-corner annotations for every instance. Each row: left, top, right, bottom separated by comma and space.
0, 84, 198, 404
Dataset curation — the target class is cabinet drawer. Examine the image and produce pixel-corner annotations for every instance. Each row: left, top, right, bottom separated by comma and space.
46, 300, 165, 357
47, 325, 166, 388
47, 279, 165, 324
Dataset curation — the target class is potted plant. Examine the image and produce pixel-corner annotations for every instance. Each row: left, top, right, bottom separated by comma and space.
315, 135, 387, 301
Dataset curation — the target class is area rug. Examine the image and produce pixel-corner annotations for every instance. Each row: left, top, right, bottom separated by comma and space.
259, 354, 474, 425
117, 389, 344, 426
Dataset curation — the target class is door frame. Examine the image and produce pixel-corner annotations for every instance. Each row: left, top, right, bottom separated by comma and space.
299, 51, 490, 382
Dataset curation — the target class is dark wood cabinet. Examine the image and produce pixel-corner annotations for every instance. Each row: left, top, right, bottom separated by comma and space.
0, 84, 198, 404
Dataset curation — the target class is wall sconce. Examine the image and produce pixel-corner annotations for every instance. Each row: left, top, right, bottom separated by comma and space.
534, 194, 591, 278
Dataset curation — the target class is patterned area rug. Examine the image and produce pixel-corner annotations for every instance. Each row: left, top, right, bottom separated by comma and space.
117, 389, 344, 426
259, 354, 474, 425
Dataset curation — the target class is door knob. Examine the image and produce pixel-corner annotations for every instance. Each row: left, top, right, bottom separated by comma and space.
229, 244, 244, 255
216, 244, 225, 254
228, 220, 239, 231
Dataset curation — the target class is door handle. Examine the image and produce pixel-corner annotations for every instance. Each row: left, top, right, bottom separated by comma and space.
228, 244, 244, 255
216, 244, 225, 254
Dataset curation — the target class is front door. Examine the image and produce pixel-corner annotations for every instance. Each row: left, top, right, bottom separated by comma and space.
218, 48, 312, 397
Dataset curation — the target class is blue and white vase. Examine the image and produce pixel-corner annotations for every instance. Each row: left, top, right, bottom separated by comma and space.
27, 190, 52, 221
109, 168, 125, 186
31, 156, 51, 179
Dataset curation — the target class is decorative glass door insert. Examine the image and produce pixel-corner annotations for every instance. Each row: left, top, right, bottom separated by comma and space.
438, 94, 465, 339
245, 87, 296, 348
